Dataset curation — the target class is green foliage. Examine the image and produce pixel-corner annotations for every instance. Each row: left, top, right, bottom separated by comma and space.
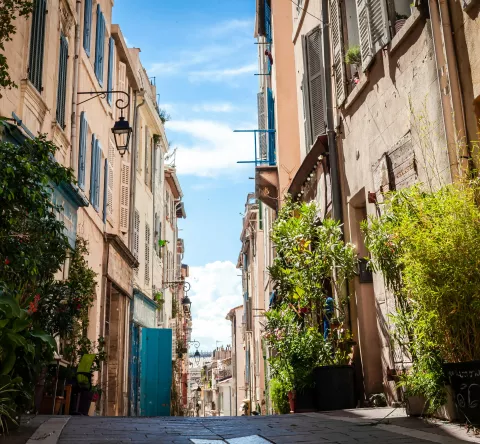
345, 45, 361, 67
0, 0, 34, 96
0, 376, 20, 434
158, 108, 171, 124
269, 378, 290, 414
264, 198, 357, 390
363, 183, 480, 412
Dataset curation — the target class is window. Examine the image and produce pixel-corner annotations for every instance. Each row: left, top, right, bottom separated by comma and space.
78, 112, 88, 190
28, 0, 47, 92
145, 224, 151, 285
56, 34, 68, 129
89, 135, 101, 211
107, 37, 114, 105
295, 0, 304, 15
302, 27, 326, 150
94, 4, 106, 85
145, 127, 152, 189
166, 191, 170, 220
83, 0, 93, 56
264, 0, 272, 42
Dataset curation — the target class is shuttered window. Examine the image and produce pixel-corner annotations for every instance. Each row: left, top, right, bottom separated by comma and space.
103, 159, 108, 224
83, 0, 92, 56
330, 0, 347, 106
78, 112, 88, 190
257, 92, 267, 161
94, 5, 106, 85
107, 37, 114, 105
133, 210, 140, 260
303, 27, 326, 147
145, 224, 151, 285
301, 74, 312, 150
28, 0, 47, 92
56, 34, 68, 129
267, 88, 276, 165
144, 127, 152, 188
357, 0, 390, 71
89, 135, 101, 211
107, 141, 115, 217
120, 162, 130, 232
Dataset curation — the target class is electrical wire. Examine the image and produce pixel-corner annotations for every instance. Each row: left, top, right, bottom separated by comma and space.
288, 0, 326, 24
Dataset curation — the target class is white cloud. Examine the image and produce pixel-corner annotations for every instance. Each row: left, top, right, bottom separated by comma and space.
188, 261, 242, 351
166, 119, 256, 177
192, 102, 236, 113
188, 64, 257, 83
208, 19, 253, 36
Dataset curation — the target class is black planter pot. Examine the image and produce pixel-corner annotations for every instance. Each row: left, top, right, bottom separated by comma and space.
294, 387, 316, 413
443, 361, 480, 426
313, 365, 356, 411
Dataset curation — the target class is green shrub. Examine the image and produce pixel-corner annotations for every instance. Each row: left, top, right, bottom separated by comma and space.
269, 378, 290, 414
345, 45, 361, 67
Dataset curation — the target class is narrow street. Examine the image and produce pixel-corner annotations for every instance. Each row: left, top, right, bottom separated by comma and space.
22, 409, 475, 444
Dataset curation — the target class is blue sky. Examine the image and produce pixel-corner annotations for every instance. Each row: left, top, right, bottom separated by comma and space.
113, 0, 257, 350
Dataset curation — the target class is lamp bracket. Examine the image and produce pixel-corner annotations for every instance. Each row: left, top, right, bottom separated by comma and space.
77, 90, 130, 111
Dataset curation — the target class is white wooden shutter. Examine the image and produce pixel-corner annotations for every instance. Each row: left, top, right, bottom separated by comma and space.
370, 0, 390, 54
107, 141, 115, 216
306, 27, 326, 140
117, 61, 127, 119
133, 210, 140, 260
145, 224, 151, 285
330, 0, 347, 105
257, 92, 267, 161
301, 72, 312, 151
357, 0, 374, 71
120, 162, 130, 232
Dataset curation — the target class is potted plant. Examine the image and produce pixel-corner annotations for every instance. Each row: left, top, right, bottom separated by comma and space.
345, 45, 361, 70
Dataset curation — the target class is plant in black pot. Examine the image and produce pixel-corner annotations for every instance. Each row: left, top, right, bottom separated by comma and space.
364, 182, 480, 423
264, 198, 358, 413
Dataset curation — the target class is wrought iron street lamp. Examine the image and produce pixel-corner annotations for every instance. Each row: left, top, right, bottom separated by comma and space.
193, 349, 201, 366
77, 90, 132, 156
182, 295, 192, 314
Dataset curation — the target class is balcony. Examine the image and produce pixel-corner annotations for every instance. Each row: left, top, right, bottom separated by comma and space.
216, 369, 233, 382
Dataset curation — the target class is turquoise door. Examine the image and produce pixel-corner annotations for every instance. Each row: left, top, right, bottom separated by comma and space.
139, 328, 172, 416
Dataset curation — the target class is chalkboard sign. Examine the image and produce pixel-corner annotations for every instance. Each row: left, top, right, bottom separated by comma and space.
444, 361, 480, 425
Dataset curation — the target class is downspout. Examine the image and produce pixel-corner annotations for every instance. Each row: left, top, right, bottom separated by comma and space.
428, 0, 468, 181
128, 92, 145, 251
70, 0, 81, 174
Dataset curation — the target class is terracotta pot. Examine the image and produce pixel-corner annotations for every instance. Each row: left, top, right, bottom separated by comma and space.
287, 390, 296, 414
395, 19, 407, 33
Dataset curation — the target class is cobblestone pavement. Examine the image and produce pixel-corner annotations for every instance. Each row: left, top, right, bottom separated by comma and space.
51, 410, 477, 444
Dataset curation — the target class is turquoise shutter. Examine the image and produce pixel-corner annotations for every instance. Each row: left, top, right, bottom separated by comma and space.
94, 6, 105, 85
90, 134, 96, 204
94, 140, 102, 210
264, 0, 272, 42
103, 159, 108, 223
28, 0, 47, 92
267, 88, 276, 165
56, 33, 69, 128
83, 0, 92, 56
107, 37, 114, 104
78, 112, 87, 190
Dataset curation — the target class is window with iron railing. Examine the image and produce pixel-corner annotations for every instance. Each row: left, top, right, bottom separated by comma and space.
28, 0, 47, 92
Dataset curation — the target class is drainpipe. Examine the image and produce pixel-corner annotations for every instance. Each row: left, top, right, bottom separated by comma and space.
128, 92, 145, 251
428, 0, 468, 181
70, 0, 82, 174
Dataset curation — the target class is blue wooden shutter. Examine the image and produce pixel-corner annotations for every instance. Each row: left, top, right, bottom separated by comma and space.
107, 37, 114, 104
94, 5, 105, 85
78, 112, 87, 190
90, 134, 97, 204
28, 0, 47, 92
95, 140, 102, 210
264, 0, 272, 42
83, 0, 92, 56
56, 34, 69, 129
103, 159, 108, 223
267, 88, 276, 165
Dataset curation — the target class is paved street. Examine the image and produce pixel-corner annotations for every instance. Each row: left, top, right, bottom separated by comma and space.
22, 409, 478, 444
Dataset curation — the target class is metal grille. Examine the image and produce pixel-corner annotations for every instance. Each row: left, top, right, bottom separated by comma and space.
56, 34, 68, 128
133, 210, 140, 260
120, 162, 130, 232
28, 0, 47, 92
145, 224, 151, 285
